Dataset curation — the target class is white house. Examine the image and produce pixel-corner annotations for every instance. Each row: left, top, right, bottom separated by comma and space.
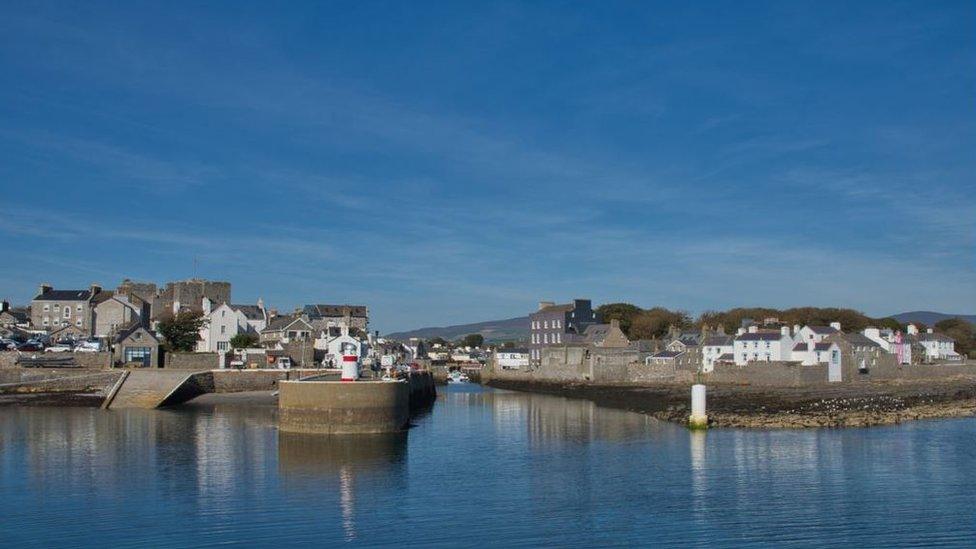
917, 330, 960, 362
863, 327, 913, 364
198, 299, 267, 352
733, 326, 793, 365
496, 348, 529, 370
790, 341, 842, 366
701, 335, 734, 372
794, 323, 841, 344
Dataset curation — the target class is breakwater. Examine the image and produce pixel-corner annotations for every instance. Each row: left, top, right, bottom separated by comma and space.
278, 371, 436, 435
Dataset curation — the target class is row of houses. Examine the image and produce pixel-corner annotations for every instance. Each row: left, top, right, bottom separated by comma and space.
521, 299, 963, 374
2, 279, 374, 368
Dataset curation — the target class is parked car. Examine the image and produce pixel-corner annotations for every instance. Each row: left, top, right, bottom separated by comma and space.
0, 339, 18, 350
74, 340, 102, 352
45, 343, 73, 353
17, 342, 43, 352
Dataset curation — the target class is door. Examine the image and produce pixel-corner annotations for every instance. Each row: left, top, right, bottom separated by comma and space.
828, 350, 842, 382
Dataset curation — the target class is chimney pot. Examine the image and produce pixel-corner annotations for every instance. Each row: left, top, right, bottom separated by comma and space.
748, 325, 758, 334
39, 283, 52, 296
538, 301, 555, 311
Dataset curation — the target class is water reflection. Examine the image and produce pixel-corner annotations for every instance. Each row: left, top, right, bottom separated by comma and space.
0, 388, 974, 547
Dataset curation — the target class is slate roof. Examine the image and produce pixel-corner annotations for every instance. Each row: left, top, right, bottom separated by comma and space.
34, 289, 93, 301
703, 335, 733, 347
303, 304, 368, 318
115, 321, 158, 344
2, 309, 29, 322
582, 323, 610, 344
807, 325, 839, 335
535, 303, 574, 315
843, 333, 882, 349
232, 304, 265, 320
735, 332, 785, 341
919, 333, 955, 343
794, 342, 835, 352
651, 350, 683, 359
263, 315, 312, 332
717, 353, 734, 361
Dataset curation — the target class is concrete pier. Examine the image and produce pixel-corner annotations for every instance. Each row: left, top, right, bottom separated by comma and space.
278, 371, 435, 435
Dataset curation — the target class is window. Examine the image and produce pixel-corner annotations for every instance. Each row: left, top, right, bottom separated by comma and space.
54, 304, 60, 311
217, 341, 229, 351
556, 333, 561, 344
75, 319, 82, 327
543, 321, 548, 329
43, 304, 49, 311
76, 305, 82, 312
221, 310, 226, 318
220, 325, 226, 335
544, 334, 549, 344
64, 308, 71, 319
123, 347, 152, 366
42, 318, 49, 326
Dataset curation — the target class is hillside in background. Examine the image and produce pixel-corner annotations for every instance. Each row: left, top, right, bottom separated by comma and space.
385, 310, 976, 344
891, 311, 976, 327
385, 316, 529, 343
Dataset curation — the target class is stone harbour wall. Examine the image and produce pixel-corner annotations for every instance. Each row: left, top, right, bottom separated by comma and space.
164, 352, 220, 370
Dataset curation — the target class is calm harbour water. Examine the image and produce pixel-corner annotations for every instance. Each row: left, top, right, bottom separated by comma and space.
1, 384, 974, 548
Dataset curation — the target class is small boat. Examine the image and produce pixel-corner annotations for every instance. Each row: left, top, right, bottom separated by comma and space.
448, 371, 470, 383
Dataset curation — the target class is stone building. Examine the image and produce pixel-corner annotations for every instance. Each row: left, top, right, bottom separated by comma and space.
302, 304, 369, 333
528, 299, 599, 365
116, 279, 160, 318
114, 322, 160, 368
31, 283, 105, 335
157, 279, 231, 317
93, 294, 149, 339
0, 301, 30, 328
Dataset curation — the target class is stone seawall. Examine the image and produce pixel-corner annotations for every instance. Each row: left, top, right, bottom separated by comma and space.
0, 351, 112, 369
164, 352, 220, 369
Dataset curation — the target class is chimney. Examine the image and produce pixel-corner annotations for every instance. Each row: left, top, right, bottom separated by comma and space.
257, 297, 264, 310
538, 301, 555, 311
89, 283, 102, 296
748, 325, 758, 334
907, 324, 919, 336
736, 327, 746, 336
830, 322, 841, 332
610, 318, 620, 330
781, 326, 790, 337
716, 325, 726, 336
38, 283, 52, 296
927, 328, 933, 334
807, 341, 814, 352
0, 300, 8, 313
793, 324, 801, 335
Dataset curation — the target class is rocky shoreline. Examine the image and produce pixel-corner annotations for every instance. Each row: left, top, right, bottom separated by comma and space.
486, 378, 976, 428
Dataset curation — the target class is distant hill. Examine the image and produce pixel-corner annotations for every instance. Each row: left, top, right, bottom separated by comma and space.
385, 316, 529, 343
891, 311, 976, 326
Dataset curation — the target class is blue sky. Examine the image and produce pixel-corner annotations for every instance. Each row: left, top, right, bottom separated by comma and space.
1, 1, 974, 333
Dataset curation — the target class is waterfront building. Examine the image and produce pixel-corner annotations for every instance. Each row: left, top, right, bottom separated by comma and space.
795, 323, 841, 344
790, 340, 842, 367
114, 322, 160, 368
701, 335, 734, 372
916, 329, 960, 362
198, 299, 266, 352
862, 327, 913, 364
30, 283, 104, 336
528, 299, 599, 365
582, 320, 631, 348
496, 348, 529, 370
732, 326, 794, 365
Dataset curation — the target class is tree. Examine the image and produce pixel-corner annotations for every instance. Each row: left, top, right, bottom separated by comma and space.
934, 318, 975, 358
595, 303, 642, 336
461, 333, 484, 348
157, 311, 207, 352
230, 333, 259, 349
630, 308, 691, 340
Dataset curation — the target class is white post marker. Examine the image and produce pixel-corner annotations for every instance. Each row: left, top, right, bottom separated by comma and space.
689, 384, 707, 429
341, 354, 359, 382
